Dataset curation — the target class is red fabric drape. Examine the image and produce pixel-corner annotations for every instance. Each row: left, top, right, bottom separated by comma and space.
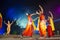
22, 15, 33, 37
0, 17, 2, 28
47, 24, 53, 37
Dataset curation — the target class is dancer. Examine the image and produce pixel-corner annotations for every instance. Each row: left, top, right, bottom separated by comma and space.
36, 5, 47, 37
22, 13, 36, 37
47, 11, 55, 36
47, 16, 53, 37
49, 11, 55, 31
4, 20, 14, 35
0, 13, 2, 28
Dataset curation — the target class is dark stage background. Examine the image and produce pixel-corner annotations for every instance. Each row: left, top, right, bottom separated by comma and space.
0, 0, 60, 35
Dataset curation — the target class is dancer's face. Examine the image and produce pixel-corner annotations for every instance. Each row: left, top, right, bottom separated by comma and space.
8, 21, 10, 24
26, 13, 28, 15
40, 14, 45, 20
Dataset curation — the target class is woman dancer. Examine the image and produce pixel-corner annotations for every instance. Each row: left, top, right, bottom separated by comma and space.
4, 20, 14, 35
22, 13, 36, 37
36, 5, 47, 37
47, 11, 55, 37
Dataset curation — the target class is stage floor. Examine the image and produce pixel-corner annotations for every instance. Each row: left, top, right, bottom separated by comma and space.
0, 35, 60, 40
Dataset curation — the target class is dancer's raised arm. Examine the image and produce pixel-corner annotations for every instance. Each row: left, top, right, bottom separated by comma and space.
11, 21, 14, 25
4, 21, 7, 25
31, 13, 36, 16
49, 11, 53, 19
11, 19, 16, 25
36, 11, 40, 15
39, 5, 43, 13
26, 13, 36, 16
